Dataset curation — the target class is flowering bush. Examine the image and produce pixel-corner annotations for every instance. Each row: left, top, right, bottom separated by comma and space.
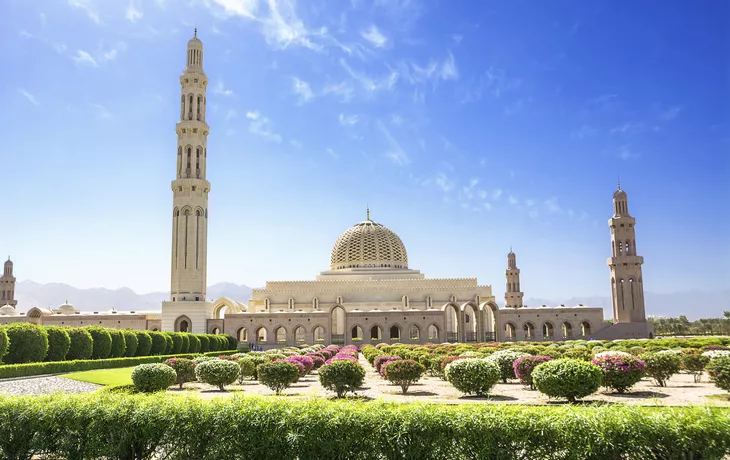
326, 353, 358, 365
131, 363, 176, 393
381, 359, 426, 394
703, 350, 730, 360
195, 359, 240, 391
281, 358, 306, 380
594, 350, 632, 359
318, 360, 366, 398
513, 355, 553, 390
681, 350, 710, 383
592, 354, 645, 393
639, 352, 681, 387
286, 355, 314, 375
257, 361, 300, 394
489, 350, 529, 383
374, 355, 402, 374
707, 357, 730, 392
192, 356, 216, 365
308, 354, 326, 369
163, 358, 196, 389
444, 358, 500, 396
532, 359, 602, 402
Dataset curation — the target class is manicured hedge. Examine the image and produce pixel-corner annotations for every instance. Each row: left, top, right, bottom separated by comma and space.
0, 328, 7, 362
122, 330, 139, 357
108, 329, 126, 358
66, 327, 93, 360
0, 350, 237, 379
135, 331, 153, 356
3, 323, 49, 364
44, 326, 71, 362
0, 395, 728, 459
84, 326, 112, 359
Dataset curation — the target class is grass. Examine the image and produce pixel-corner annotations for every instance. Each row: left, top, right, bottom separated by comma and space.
62, 367, 134, 387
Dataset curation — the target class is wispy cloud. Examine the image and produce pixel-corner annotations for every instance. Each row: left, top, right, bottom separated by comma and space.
338, 113, 359, 126
610, 122, 643, 135
376, 120, 408, 165
246, 110, 282, 143
210, 0, 261, 19
461, 66, 521, 103
18, 88, 39, 106
508, 195, 519, 205
618, 145, 639, 161
72, 50, 98, 67
125, 0, 143, 22
341, 59, 399, 94
103, 41, 127, 61
587, 93, 618, 106
660, 106, 681, 121
213, 81, 234, 97
68, 0, 101, 24
434, 173, 454, 193
322, 80, 355, 102
326, 147, 338, 158
20, 29, 67, 53
407, 52, 459, 85
225, 109, 237, 121
544, 197, 562, 214
492, 189, 503, 200
571, 124, 597, 139
361, 24, 388, 48
89, 103, 112, 119
292, 77, 313, 103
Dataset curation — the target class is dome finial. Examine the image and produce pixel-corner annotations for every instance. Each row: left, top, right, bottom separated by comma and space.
366, 203, 370, 221
617, 176, 621, 191
194, 27, 197, 38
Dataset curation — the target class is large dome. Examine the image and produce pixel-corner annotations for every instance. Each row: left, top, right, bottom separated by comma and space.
330, 219, 408, 270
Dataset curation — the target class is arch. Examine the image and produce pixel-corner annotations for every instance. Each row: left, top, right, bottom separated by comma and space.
523, 322, 535, 339
237, 327, 247, 342
389, 325, 401, 340
480, 301, 499, 341
313, 325, 326, 342
211, 327, 220, 334
443, 303, 459, 342
351, 325, 364, 340
330, 306, 345, 343
409, 324, 420, 340
427, 324, 439, 341
275, 326, 287, 343
255, 327, 268, 343
370, 325, 383, 342
542, 322, 554, 339
294, 326, 306, 343
561, 322, 573, 338
580, 321, 592, 337
504, 322, 517, 339
462, 302, 478, 341
212, 297, 241, 319
175, 315, 192, 333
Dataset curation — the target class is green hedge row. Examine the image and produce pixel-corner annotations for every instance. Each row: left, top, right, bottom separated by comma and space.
0, 394, 728, 459
0, 322, 238, 365
0, 350, 237, 379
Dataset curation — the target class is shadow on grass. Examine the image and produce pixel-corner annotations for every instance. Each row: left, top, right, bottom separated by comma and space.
458, 394, 519, 402
545, 400, 615, 406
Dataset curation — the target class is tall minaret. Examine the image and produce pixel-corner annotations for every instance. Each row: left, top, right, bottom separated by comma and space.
505, 249, 524, 308
1, 258, 17, 307
607, 182, 646, 323
162, 30, 212, 333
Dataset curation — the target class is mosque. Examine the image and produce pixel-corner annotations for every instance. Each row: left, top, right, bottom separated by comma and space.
0, 32, 653, 344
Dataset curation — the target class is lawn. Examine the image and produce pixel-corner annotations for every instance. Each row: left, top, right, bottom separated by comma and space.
62, 367, 134, 387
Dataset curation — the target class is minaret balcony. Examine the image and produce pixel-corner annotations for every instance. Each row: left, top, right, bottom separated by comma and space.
176, 120, 210, 134
606, 255, 644, 266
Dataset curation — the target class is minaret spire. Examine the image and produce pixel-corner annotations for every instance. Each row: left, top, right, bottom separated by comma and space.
505, 250, 523, 308
366, 204, 370, 221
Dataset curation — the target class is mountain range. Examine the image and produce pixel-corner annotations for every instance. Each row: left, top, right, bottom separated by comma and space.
12, 280, 729, 320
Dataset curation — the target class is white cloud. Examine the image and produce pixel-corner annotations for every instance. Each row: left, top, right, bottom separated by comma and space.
618, 145, 639, 160
125, 0, 143, 22
89, 103, 111, 119
508, 195, 519, 205
341, 59, 398, 93
262, 0, 325, 50
338, 113, 359, 126
213, 82, 234, 97
435, 173, 454, 193
326, 147, 338, 158
524, 199, 536, 207
292, 77, 313, 103
389, 114, 403, 126
544, 197, 562, 214
68, 0, 101, 24
246, 110, 282, 143
103, 42, 127, 61
377, 120, 408, 165
225, 109, 237, 121
72, 50, 98, 67
361, 24, 388, 48
492, 188, 503, 200
18, 88, 39, 106
289, 139, 302, 149
660, 106, 681, 120
571, 124, 597, 139
408, 52, 459, 85
610, 122, 643, 134
211, 0, 259, 19
483, 202, 492, 211
452, 34, 463, 44
322, 81, 355, 102
439, 52, 458, 80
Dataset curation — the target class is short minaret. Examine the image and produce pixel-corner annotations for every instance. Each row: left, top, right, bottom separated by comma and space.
607, 182, 646, 323
162, 30, 213, 334
505, 248, 524, 308
1, 258, 17, 307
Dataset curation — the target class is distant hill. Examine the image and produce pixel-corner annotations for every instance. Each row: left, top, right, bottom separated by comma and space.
12, 281, 729, 320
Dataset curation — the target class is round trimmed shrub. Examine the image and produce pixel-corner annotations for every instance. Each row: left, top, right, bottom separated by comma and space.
83, 326, 112, 360
445, 358, 500, 396
318, 359, 366, 398
207, 335, 219, 352
131, 363, 176, 392
44, 326, 71, 362
4, 323, 49, 364
513, 355, 553, 390
640, 352, 681, 387
562, 348, 593, 362
592, 353, 645, 393
168, 333, 183, 354
225, 334, 238, 350
238, 357, 257, 382
286, 355, 314, 376
162, 334, 174, 354
188, 334, 201, 353
134, 331, 152, 356
195, 359, 240, 391
0, 327, 8, 363
66, 327, 93, 360
163, 357, 196, 389
257, 361, 300, 394
179, 333, 190, 353
382, 359, 426, 394
122, 330, 138, 357
374, 355, 401, 374
309, 354, 325, 369
681, 350, 710, 383
198, 335, 210, 353
707, 357, 730, 392
532, 359, 602, 402
245, 354, 270, 379
489, 350, 529, 383
108, 329, 126, 358
148, 331, 167, 355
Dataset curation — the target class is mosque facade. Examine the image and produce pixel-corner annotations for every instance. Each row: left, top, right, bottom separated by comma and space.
1, 32, 653, 343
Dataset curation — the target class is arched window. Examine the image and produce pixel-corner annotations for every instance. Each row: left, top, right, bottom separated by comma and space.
523, 322, 535, 339
561, 322, 572, 338
211, 327, 220, 335
625, 240, 631, 255
351, 325, 363, 339
196, 95, 202, 120
237, 327, 247, 342
504, 322, 516, 339
580, 321, 591, 336
313, 326, 325, 342
294, 326, 306, 343
389, 325, 401, 340
428, 324, 439, 341
275, 326, 286, 343
370, 325, 382, 341
542, 322, 554, 339
409, 325, 420, 340
256, 327, 267, 343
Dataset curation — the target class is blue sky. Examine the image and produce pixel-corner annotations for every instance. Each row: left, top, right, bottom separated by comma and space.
1, 0, 728, 302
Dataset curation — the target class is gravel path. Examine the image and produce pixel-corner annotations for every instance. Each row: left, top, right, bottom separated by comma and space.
0, 376, 101, 396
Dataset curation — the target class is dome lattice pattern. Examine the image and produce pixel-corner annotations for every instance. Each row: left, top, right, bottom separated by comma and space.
330, 220, 408, 270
